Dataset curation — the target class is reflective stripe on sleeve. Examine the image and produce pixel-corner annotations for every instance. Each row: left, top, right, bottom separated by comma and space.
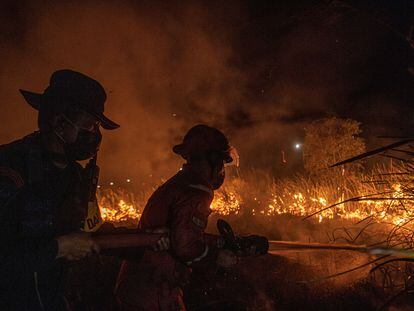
186, 245, 209, 265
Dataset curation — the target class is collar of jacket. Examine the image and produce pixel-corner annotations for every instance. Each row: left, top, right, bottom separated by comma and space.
180, 164, 214, 197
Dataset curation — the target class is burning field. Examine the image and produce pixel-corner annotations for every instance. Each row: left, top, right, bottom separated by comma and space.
94, 159, 414, 310
98, 162, 414, 234
1, 1, 414, 310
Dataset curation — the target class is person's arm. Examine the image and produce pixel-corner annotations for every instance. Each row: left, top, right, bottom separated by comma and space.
169, 192, 221, 265
0, 172, 58, 271
0, 168, 99, 269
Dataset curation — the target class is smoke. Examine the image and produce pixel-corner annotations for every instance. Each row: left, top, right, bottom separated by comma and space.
0, 0, 247, 184
0, 1, 412, 184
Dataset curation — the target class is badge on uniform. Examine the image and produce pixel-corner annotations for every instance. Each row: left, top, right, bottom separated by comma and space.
83, 200, 103, 232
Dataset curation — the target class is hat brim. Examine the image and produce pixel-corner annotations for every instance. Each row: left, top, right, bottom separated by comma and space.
173, 144, 233, 163
91, 111, 120, 130
173, 144, 187, 157
19, 89, 42, 110
19, 89, 119, 130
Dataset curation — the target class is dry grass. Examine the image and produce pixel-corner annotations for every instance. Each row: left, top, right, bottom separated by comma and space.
92, 162, 414, 309
97, 162, 414, 236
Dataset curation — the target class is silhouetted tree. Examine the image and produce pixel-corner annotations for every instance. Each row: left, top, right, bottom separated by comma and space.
303, 117, 366, 176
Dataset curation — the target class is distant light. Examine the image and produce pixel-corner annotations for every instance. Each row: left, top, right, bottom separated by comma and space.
97, 185, 101, 189
295, 143, 301, 149
172, 113, 177, 117
126, 179, 131, 183
109, 182, 114, 186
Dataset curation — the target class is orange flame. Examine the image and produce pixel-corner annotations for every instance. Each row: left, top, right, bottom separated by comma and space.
98, 174, 414, 228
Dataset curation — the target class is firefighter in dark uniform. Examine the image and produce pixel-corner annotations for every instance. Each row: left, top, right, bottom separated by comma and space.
115, 124, 241, 311
0, 69, 120, 310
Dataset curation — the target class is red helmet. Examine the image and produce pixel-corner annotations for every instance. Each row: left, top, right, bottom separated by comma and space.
173, 124, 233, 163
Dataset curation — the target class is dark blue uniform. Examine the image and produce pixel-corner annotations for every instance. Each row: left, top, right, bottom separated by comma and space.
0, 132, 85, 310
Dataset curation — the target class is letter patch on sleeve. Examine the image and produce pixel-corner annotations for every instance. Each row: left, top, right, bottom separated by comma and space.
83, 200, 103, 232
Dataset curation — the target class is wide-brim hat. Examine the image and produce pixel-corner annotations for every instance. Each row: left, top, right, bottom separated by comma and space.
20, 69, 119, 130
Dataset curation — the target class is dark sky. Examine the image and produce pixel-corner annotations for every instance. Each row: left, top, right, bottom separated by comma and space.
235, 1, 414, 130
0, 0, 413, 183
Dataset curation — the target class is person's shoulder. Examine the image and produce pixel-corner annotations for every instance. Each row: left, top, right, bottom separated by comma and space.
0, 133, 39, 187
171, 171, 213, 202
146, 171, 188, 202
0, 133, 39, 162
147, 173, 178, 200
147, 171, 213, 205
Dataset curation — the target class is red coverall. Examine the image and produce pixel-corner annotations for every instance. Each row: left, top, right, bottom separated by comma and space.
115, 166, 222, 310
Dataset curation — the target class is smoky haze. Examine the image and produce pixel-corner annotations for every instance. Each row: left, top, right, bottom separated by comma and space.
0, 0, 413, 184
0, 1, 247, 184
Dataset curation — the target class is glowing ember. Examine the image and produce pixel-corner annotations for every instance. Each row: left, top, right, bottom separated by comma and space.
210, 190, 241, 215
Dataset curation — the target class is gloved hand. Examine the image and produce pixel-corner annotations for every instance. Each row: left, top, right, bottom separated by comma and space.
236, 235, 269, 256
217, 219, 268, 257
144, 227, 170, 251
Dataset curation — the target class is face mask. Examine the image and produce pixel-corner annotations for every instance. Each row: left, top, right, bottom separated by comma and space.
208, 152, 226, 190
55, 115, 102, 161
211, 167, 225, 190
64, 129, 102, 161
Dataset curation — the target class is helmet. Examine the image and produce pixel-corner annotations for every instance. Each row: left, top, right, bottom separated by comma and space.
173, 124, 234, 163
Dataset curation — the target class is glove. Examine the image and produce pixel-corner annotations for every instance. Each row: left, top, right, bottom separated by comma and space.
236, 235, 269, 256
217, 219, 268, 256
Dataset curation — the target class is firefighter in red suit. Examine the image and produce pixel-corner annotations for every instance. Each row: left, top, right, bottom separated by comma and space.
115, 124, 238, 310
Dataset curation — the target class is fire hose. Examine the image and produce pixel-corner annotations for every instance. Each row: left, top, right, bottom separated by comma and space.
267, 240, 414, 257
217, 219, 414, 258
91, 231, 164, 250
90, 220, 414, 260
216, 219, 414, 285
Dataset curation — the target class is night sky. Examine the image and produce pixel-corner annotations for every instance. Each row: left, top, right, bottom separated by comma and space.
0, 0, 413, 182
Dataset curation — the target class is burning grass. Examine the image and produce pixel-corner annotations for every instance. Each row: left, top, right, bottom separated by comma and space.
97, 188, 147, 226
94, 162, 414, 309
98, 162, 414, 232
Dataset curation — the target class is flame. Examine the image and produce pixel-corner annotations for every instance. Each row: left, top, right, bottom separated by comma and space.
210, 190, 241, 215
98, 189, 143, 225
100, 199, 141, 223
97, 169, 414, 228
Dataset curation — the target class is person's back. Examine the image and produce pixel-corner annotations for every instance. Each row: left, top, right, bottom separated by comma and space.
116, 167, 215, 310
116, 125, 239, 311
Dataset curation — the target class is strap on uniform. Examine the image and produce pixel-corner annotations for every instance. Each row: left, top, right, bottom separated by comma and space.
188, 184, 213, 197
